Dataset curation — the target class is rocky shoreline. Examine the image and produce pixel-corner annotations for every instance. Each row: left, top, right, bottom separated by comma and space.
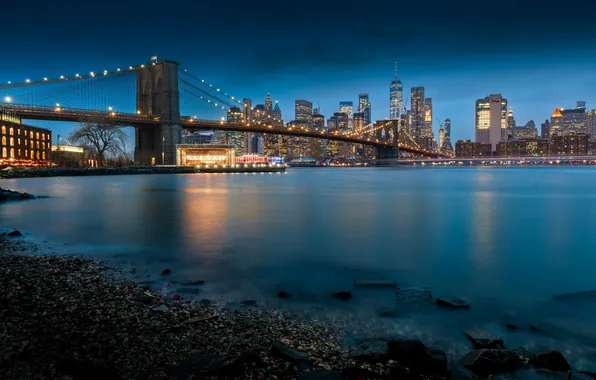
1, 189, 595, 379
1, 234, 595, 380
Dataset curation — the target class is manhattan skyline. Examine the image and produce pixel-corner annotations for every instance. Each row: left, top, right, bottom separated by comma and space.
3, 0, 596, 144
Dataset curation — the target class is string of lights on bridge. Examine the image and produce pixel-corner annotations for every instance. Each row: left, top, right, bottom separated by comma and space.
179, 68, 246, 108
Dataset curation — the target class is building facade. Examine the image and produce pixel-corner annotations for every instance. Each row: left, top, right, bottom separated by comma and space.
475, 94, 507, 153
561, 101, 586, 133
358, 94, 371, 126
444, 118, 451, 138
389, 62, 403, 120
587, 110, 596, 137
409, 87, 425, 138
339, 101, 354, 131
1, 114, 52, 166
422, 97, 433, 138
455, 140, 492, 157
295, 100, 313, 126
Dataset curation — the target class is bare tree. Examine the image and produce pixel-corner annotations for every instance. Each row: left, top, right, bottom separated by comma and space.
69, 121, 127, 167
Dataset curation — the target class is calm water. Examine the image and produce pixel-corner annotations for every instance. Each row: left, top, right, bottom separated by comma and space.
3, 168, 596, 363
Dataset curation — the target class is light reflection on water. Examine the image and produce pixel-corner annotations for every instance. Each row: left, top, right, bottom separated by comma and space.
3, 167, 596, 363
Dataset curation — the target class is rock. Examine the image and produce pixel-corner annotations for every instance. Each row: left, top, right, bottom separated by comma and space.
152, 304, 169, 312
331, 290, 352, 300
464, 328, 505, 349
354, 279, 397, 288
460, 349, 522, 377
554, 290, 596, 302
135, 294, 154, 304
299, 370, 342, 380
277, 290, 292, 298
395, 287, 432, 304
199, 298, 211, 307
240, 299, 258, 307
387, 338, 448, 377
511, 346, 535, 365
182, 279, 205, 285
160, 268, 172, 276
377, 307, 399, 318
452, 365, 483, 380
349, 341, 388, 362
533, 350, 571, 372
436, 296, 470, 309
271, 341, 313, 370
7, 230, 23, 237
505, 323, 519, 330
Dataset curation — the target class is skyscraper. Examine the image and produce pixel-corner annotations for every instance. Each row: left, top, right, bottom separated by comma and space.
422, 98, 433, 138
475, 94, 507, 152
227, 106, 245, 155
444, 118, 451, 138
587, 110, 596, 137
265, 94, 272, 114
358, 94, 371, 126
339, 101, 354, 130
389, 62, 403, 120
541, 119, 550, 138
410, 87, 425, 137
271, 102, 283, 126
550, 106, 564, 136
507, 107, 516, 128
243, 98, 252, 123
295, 100, 313, 126
561, 101, 586, 133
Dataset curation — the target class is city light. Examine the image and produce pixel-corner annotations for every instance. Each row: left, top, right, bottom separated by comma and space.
4, 96, 12, 103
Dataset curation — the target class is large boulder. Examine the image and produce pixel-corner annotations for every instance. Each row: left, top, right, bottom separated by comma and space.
464, 328, 505, 349
387, 338, 448, 377
271, 342, 313, 370
348, 341, 388, 363
436, 296, 470, 309
533, 350, 571, 372
460, 349, 522, 377
511, 346, 535, 365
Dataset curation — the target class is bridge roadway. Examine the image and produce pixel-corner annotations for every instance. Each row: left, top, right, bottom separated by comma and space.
1, 103, 439, 157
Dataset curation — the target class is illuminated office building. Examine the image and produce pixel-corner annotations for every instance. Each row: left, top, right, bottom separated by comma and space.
295, 100, 313, 126
410, 87, 425, 137
339, 101, 354, 130
389, 62, 403, 120
358, 94, 371, 126
475, 94, 507, 152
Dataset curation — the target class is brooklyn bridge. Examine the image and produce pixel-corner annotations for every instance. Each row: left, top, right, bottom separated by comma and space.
0, 60, 442, 165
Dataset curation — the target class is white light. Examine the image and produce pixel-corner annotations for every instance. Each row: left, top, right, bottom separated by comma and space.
108, 106, 113, 111
201, 80, 205, 82
60, 76, 64, 79
75, 74, 80, 77
43, 77, 48, 81
25, 79, 30, 83
216, 88, 220, 92
4, 96, 12, 103
141, 64, 145, 68
7, 81, 11, 84
117, 68, 121, 71
90, 72, 95, 77
129, 66, 133, 70
56, 103, 60, 106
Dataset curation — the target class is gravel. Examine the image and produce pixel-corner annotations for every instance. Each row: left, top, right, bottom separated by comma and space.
0, 238, 399, 380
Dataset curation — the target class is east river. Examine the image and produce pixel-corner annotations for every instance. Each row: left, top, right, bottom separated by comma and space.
2, 167, 596, 363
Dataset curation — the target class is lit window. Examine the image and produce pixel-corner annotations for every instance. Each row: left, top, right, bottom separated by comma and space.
36, 141, 39, 149
25, 139, 28, 145
9, 128, 13, 135
18, 129, 20, 136
2, 147, 6, 157
30, 131, 33, 139
17, 149, 20, 156
25, 149, 28, 157
42, 151, 45, 160
42, 133, 45, 140
42, 142, 45, 149
17, 138, 20, 145
30, 150, 34, 159
10, 148, 14, 158
36, 132, 39, 140
30, 141, 33, 148
36, 151, 40, 160
10, 137, 13, 146
1, 126, 5, 134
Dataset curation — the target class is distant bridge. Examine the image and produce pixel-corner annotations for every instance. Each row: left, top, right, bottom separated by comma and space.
0, 60, 442, 164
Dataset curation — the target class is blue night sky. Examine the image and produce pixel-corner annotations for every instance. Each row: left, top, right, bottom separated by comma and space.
3, 0, 596, 145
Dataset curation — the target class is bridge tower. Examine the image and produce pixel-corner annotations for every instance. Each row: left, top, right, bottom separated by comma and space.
134, 60, 181, 165
375, 120, 399, 165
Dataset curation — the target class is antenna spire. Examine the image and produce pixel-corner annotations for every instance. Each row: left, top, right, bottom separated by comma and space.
394, 61, 398, 79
